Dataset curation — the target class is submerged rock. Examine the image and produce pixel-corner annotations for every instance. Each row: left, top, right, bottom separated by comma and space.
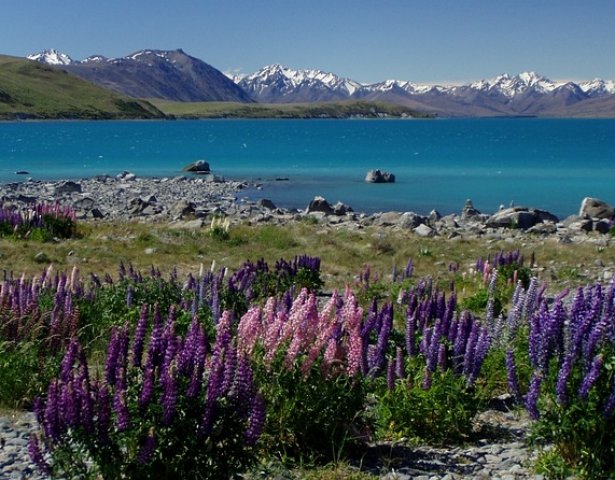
365, 169, 395, 183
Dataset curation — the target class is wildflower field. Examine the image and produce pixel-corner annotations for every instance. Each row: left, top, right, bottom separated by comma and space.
0, 204, 614, 479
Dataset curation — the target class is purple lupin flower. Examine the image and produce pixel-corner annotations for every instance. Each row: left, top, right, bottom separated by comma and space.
469, 327, 491, 385
113, 368, 130, 432
28, 434, 51, 476
578, 354, 603, 400
96, 384, 112, 443
221, 345, 238, 395
186, 326, 207, 398
139, 360, 155, 411
234, 354, 254, 407
462, 322, 479, 378
60, 338, 79, 382
603, 377, 615, 419
132, 304, 149, 368
114, 389, 130, 432
555, 355, 574, 405
61, 381, 79, 429
137, 430, 157, 464
245, 393, 266, 446
43, 382, 62, 443
161, 366, 177, 426
437, 343, 447, 370
426, 321, 441, 373
77, 377, 94, 434
105, 327, 122, 386
405, 312, 417, 357
505, 350, 521, 398
525, 372, 542, 420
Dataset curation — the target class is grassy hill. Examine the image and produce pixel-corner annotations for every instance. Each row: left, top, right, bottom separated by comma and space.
0, 55, 163, 120
150, 99, 434, 119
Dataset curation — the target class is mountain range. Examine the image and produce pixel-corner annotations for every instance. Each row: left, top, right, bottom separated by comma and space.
236, 64, 615, 117
22, 49, 615, 117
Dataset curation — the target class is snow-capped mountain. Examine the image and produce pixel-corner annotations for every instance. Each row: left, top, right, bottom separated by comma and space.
238, 64, 362, 102
238, 65, 615, 116
467, 71, 562, 97
27, 48, 252, 103
27, 49, 73, 66
579, 79, 615, 98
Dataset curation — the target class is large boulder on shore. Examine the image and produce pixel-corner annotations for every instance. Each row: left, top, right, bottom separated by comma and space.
579, 197, 615, 219
55, 181, 82, 195
306, 196, 333, 215
183, 160, 211, 174
486, 207, 559, 230
365, 169, 395, 183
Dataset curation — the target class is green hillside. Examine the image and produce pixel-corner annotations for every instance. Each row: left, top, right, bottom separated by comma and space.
150, 99, 433, 119
0, 55, 163, 119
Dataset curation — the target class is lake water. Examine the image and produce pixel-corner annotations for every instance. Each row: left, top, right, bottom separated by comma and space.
1, 118, 614, 218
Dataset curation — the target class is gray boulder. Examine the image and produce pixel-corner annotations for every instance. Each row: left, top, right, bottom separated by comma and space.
374, 211, 403, 226
73, 196, 95, 210
594, 219, 612, 234
567, 218, 594, 232
55, 181, 82, 195
399, 212, 424, 229
332, 201, 353, 216
461, 199, 481, 220
183, 160, 211, 174
306, 196, 333, 215
486, 207, 559, 230
579, 197, 615, 219
257, 198, 277, 210
170, 200, 196, 219
365, 169, 395, 183
414, 224, 435, 237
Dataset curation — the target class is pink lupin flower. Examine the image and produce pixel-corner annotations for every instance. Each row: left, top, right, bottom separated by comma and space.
237, 307, 262, 357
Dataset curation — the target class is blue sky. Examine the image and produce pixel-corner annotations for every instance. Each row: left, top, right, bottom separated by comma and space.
4, 0, 615, 84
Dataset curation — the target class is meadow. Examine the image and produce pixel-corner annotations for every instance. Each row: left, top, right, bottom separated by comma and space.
1, 203, 614, 479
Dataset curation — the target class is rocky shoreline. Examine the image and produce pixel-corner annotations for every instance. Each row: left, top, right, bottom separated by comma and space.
1, 172, 613, 244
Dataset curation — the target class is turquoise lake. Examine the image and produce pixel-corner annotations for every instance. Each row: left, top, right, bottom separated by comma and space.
1, 118, 614, 218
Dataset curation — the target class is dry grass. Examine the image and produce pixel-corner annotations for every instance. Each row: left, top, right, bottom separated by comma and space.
1, 220, 612, 294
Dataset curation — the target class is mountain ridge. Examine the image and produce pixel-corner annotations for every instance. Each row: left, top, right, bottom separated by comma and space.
23, 49, 615, 117
28, 48, 253, 103
0, 54, 163, 120
238, 64, 615, 116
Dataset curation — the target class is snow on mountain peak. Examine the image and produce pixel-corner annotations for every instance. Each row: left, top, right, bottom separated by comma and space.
579, 78, 615, 97
468, 71, 561, 97
27, 49, 73, 66
242, 64, 362, 96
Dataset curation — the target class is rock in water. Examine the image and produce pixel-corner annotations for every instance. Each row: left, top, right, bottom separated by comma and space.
365, 169, 395, 183
183, 160, 211, 174
579, 197, 615, 219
